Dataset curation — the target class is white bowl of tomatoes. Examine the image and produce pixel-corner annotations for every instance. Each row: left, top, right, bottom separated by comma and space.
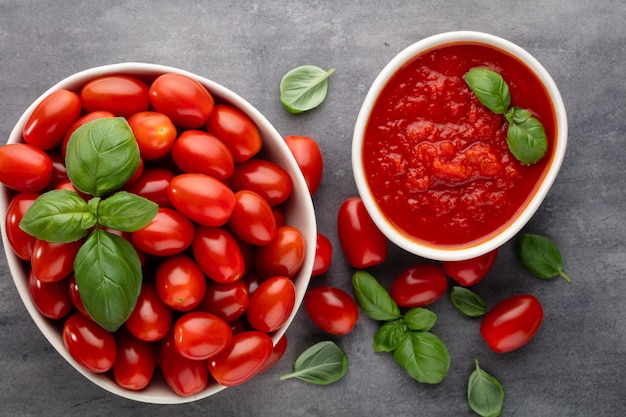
0, 63, 316, 403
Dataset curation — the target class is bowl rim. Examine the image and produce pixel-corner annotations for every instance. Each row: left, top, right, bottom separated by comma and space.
352, 31, 568, 261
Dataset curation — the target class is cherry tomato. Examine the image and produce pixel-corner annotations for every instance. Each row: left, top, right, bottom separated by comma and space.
23, 89, 82, 150
168, 173, 235, 227
480, 294, 544, 353
198, 280, 249, 323
28, 269, 72, 320
246, 276, 296, 333
61, 110, 115, 157
80, 75, 150, 117
284, 135, 324, 195
131, 207, 194, 256
0, 143, 53, 192
208, 331, 273, 387
5, 193, 39, 260
304, 286, 359, 335
390, 264, 448, 308
206, 104, 262, 162
155, 254, 207, 311
48, 151, 69, 188
113, 328, 156, 391
125, 168, 175, 208
67, 275, 89, 317
174, 311, 233, 360
127, 111, 177, 161
229, 158, 293, 206
160, 330, 209, 397
192, 226, 245, 283
312, 232, 332, 276
31, 239, 83, 283
62, 312, 116, 373
171, 130, 235, 180
149, 73, 214, 128
442, 248, 499, 287
337, 196, 388, 268
227, 190, 277, 246
254, 225, 305, 279
257, 334, 288, 374
125, 282, 173, 342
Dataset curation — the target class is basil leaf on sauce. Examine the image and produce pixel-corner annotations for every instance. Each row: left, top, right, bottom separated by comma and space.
463, 68, 510, 114
516, 233, 572, 282
279, 341, 348, 385
505, 107, 548, 165
467, 358, 505, 417
280, 65, 335, 113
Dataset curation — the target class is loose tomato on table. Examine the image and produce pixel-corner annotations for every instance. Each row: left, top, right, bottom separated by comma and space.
62, 312, 117, 373
312, 232, 332, 276
0, 144, 53, 193
125, 282, 173, 342
246, 275, 296, 333
254, 225, 305, 279
80, 75, 150, 118
442, 248, 499, 286
206, 104, 262, 162
155, 254, 207, 312
171, 130, 235, 180
284, 135, 324, 195
113, 328, 156, 391
390, 264, 448, 308
127, 111, 177, 161
304, 286, 359, 335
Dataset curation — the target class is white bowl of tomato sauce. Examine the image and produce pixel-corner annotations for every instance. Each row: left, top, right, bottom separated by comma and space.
0, 63, 316, 403
352, 31, 567, 261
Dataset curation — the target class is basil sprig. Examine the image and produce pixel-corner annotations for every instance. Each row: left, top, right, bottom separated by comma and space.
467, 358, 505, 417
279, 341, 348, 385
516, 233, 572, 282
20, 117, 158, 332
280, 65, 335, 113
464, 68, 548, 165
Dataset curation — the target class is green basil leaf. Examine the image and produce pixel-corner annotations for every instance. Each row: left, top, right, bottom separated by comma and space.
74, 228, 143, 332
280, 65, 335, 113
374, 319, 409, 352
97, 191, 159, 232
516, 233, 572, 282
404, 307, 437, 331
464, 68, 511, 114
467, 358, 505, 417
505, 107, 548, 165
65, 117, 140, 196
352, 270, 401, 321
279, 341, 348, 385
19, 190, 95, 243
392, 331, 450, 384
450, 286, 487, 317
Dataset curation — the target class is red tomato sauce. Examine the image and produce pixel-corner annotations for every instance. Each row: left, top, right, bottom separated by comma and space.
362, 43, 556, 247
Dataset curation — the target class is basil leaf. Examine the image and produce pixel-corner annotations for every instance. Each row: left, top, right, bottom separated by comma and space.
352, 270, 401, 321
279, 341, 348, 385
404, 308, 437, 331
467, 358, 505, 417
505, 107, 548, 165
516, 233, 572, 282
374, 319, 409, 352
97, 191, 159, 232
65, 117, 140, 196
280, 65, 335, 113
19, 190, 95, 243
74, 228, 143, 332
463, 68, 510, 114
392, 331, 450, 384
450, 286, 487, 317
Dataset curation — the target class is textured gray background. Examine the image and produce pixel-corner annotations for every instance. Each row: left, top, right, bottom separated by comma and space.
1, 0, 625, 416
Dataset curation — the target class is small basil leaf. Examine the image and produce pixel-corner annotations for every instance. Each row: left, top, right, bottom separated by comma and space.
450, 286, 487, 317
404, 308, 437, 331
352, 270, 401, 321
516, 233, 571, 282
374, 319, 409, 352
74, 228, 142, 332
65, 117, 140, 196
467, 358, 505, 417
97, 191, 159, 232
463, 68, 511, 114
279, 341, 348, 385
280, 65, 335, 113
19, 190, 95, 243
393, 331, 450, 384
505, 107, 548, 165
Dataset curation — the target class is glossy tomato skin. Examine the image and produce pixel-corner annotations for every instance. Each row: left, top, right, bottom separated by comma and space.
480, 294, 544, 353
227, 190, 277, 246
160, 330, 209, 397
113, 328, 156, 391
131, 207, 194, 256
155, 254, 207, 312
192, 226, 245, 283
247, 276, 296, 333
284, 135, 324, 195
206, 104, 262, 162
80, 75, 150, 118
257, 334, 288, 374
0, 143, 53, 192
304, 286, 359, 335
229, 159, 293, 206
337, 197, 388, 268
171, 130, 235, 180
390, 264, 448, 308
127, 111, 177, 161
442, 248, 499, 287
125, 168, 175, 208
28, 269, 72, 320
125, 282, 173, 342
254, 225, 305, 279
31, 239, 83, 283
174, 311, 233, 360
312, 232, 332, 276
62, 313, 117, 373
23, 89, 82, 150
61, 110, 115, 157
67, 275, 89, 317
5, 193, 39, 260
198, 280, 249, 323
149, 73, 214, 128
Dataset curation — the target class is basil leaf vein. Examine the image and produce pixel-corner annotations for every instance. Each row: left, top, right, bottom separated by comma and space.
98, 191, 159, 232
404, 307, 437, 331
352, 270, 401, 321
392, 331, 450, 384
467, 358, 505, 417
463, 68, 510, 114
280, 65, 335, 113
450, 286, 487, 317
374, 319, 409, 352
279, 341, 348, 385
516, 233, 571, 282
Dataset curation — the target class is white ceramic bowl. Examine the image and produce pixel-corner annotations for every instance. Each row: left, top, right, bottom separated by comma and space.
352, 31, 567, 261
0, 63, 317, 403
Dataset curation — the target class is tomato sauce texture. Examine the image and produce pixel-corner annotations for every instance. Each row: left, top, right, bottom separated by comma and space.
362, 43, 556, 247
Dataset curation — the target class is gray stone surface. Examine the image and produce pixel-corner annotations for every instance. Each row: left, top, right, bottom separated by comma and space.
1, 0, 625, 416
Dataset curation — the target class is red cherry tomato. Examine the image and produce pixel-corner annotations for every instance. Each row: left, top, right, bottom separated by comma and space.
168, 173, 235, 227
125, 168, 175, 208
61, 110, 115, 157
0, 143, 53, 192
227, 190, 277, 245
62, 313, 116, 373
48, 151, 69, 188
229, 158, 293, 206
284, 135, 324, 195
127, 111, 177, 161
337, 197, 388, 268
67, 275, 89, 317
390, 264, 448, 308
206, 104, 262, 162
480, 294, 544, 353
257, 334, 288, 374
125, 282, 173, 342
113, 328, 156, 391
312, 232, 333, 276
31, 239, 83, 283
23, 89, 82, 150
155, 254, 207, 312
246, 276, 296, 333
192, 226, 245, 283
174, 311, 233, 360
80, 75, 150, 118
5, 193, 39, 260
171, 130, 235, 180
208, 331, 273, 387
254, 225, 305, 279
131, 207, 194, 256
28, 269, 72, 320
149, 73, 214, 128
304, 286, 359, 335
442, 248, 499, 287
160, 330, 209, 397
198, 280, 249, 323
